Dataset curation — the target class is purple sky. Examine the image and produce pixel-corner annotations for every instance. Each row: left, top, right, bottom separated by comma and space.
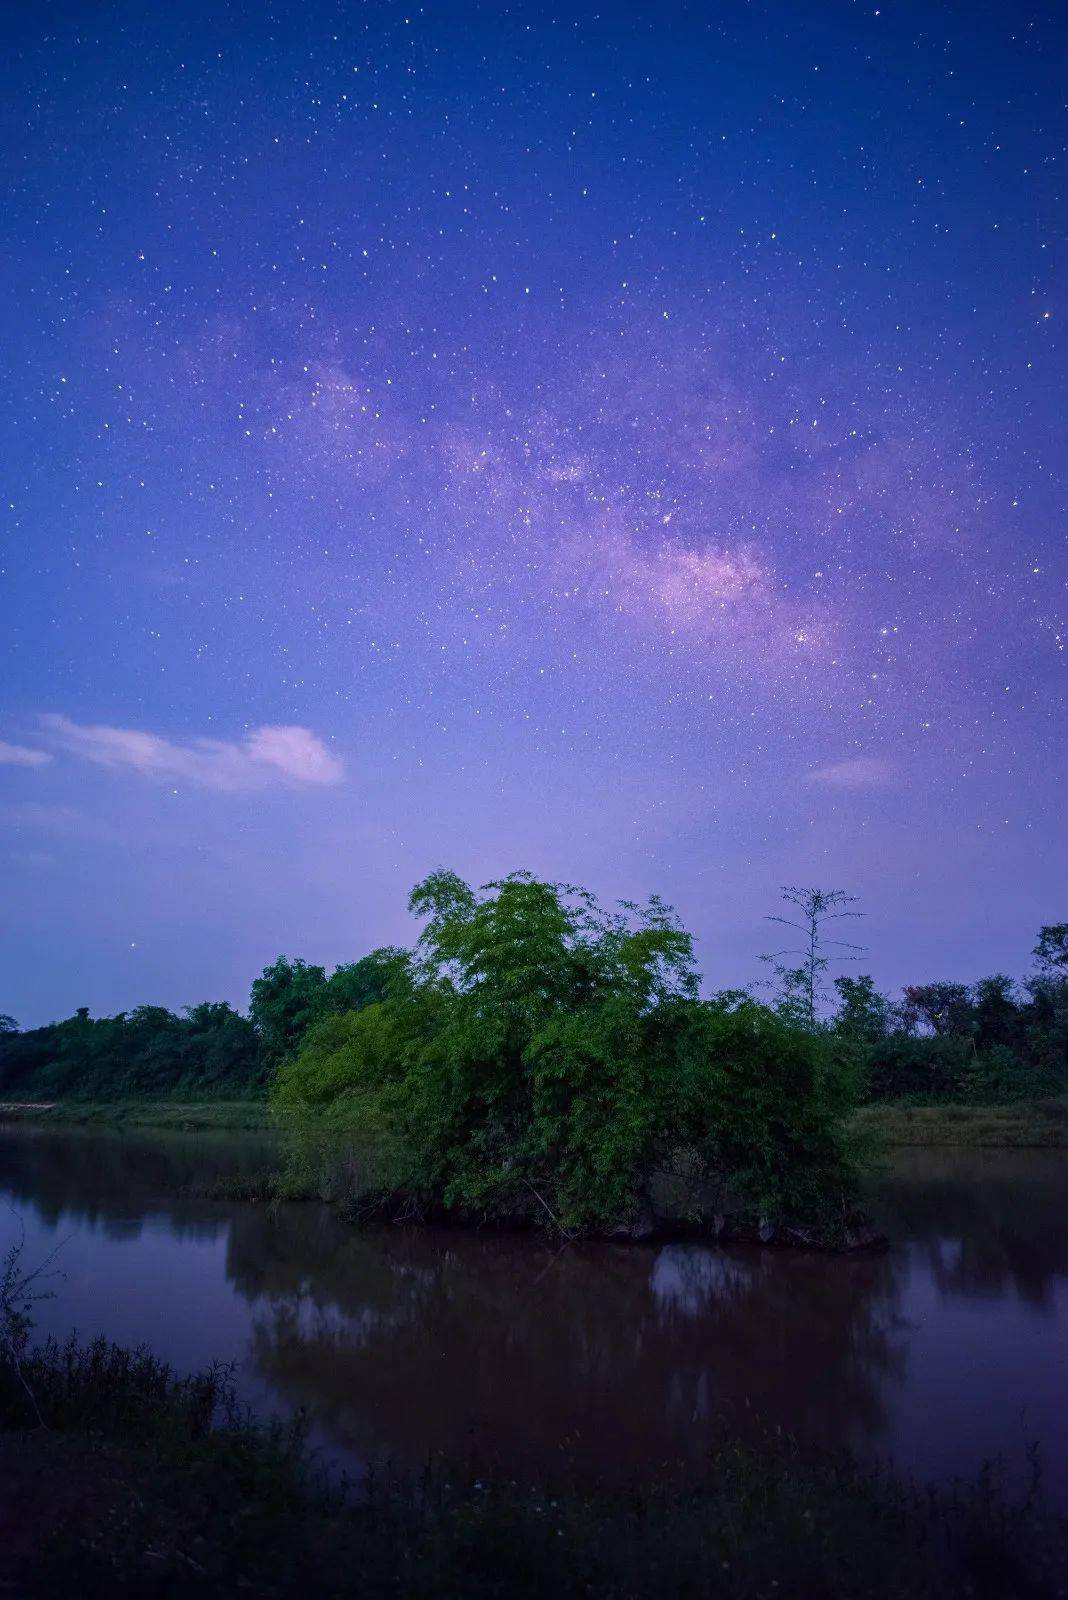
1, 0, 1064, 1027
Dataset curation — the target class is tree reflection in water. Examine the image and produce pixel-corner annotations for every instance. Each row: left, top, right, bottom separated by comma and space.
225, 1207, 905, 1482
1, 1127, 1066, 1494
876, 1148, 1068, 1308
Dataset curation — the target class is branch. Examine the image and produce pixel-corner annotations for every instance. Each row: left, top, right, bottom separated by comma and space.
523, 1179, 576, 1241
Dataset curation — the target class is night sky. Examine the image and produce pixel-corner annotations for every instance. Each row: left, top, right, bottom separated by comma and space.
1, 1, 1064, 1027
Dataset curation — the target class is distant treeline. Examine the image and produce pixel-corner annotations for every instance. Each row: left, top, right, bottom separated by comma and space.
0, 950, 407, 1102
1, 899, 1065, 1110
833, 959, 1067, 1103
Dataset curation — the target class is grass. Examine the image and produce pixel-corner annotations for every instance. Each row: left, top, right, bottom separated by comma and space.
856, 1098, 1068, 1148
1, 1331, 1066, 1598
5, 1095, 1066, 1147
0, 1098, 272, 1131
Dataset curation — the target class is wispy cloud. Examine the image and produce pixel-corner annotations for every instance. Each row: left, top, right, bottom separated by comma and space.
40, 715, 344, 791
804, 757, 896, 790
0, 740, 52, 769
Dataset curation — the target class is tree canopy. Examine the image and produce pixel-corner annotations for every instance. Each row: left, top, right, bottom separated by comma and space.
1, 879, 1064, 1183
273, 871, 865, 1236
0, 1001, 262, 1101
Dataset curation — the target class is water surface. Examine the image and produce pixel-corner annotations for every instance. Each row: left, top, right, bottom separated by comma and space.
1, 1126, 1065, 1502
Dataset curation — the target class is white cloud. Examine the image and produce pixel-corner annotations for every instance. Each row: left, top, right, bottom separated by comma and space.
0, 740, 52, 769
243, 724, 345, 785
39, 715, 344, 791
804, 757, 896, 790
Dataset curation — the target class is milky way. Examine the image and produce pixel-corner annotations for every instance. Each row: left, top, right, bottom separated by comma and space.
1, 1, 1063, 1022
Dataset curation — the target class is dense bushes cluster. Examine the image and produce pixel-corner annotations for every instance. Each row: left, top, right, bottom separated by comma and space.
0, 1002, 264, 1101
1, 879, 1064, 1214
830, 924, 1068, 1104
272, 871, 864, 1235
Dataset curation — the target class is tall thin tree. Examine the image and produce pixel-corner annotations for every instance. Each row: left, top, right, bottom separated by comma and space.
761, 887, 865, 1028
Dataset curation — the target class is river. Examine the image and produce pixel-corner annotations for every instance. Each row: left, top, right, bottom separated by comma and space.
1, 1124, 1065, 1503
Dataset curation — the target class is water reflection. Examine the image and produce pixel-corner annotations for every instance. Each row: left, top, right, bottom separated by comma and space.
877, 1148, 1068, 1307
0, 1123, 277, 1235
224, 1210, 904, 1476
0, 1127, 1065, 1498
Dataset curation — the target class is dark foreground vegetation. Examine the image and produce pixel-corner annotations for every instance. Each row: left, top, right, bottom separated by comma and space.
1, 1299, 1064, 1598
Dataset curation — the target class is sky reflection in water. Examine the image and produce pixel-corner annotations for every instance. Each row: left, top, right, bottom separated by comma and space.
1, 1128, 1065, 1504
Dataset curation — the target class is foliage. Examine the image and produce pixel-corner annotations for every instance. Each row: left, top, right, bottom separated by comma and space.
900, 981, 975, 1039
275, 871, 863, 1233
3, 884, 1062, 1125
956, 1045, 1064, 1106
860, 1034, 974, 1102
0, 1002, 264, 1102
828, 927, 1068, 1105
0, 949, 412, 1105
249, 948, 413, 1067
1033, 923, 1068, 975
833, 975, 893, 1046
249, 958, 328, 1061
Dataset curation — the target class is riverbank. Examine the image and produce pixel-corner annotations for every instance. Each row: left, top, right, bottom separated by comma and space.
0, 1099, 271, 1131
857, 1099, 1068, 1147
1, 1333, 1064, 1598
3, 1096, 1067, 1148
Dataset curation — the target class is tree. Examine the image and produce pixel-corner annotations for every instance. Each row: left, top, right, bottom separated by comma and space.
972, 975, 1022, 1053
1025, 924, 1068, 1075
900, 982, 974, 1040
249, 957, 328, 1061
275, 870, 864, 1236
832, 975, 891, 1045
320, 949, 413, 1016
0, 1016, 17, 1035
1033, 924, 1068, 976
761, 888, 864, 1028
0, 1000, 264, 1100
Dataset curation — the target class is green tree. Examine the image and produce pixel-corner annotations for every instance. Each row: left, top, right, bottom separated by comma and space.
832, 975, 892, 1045
972, 975, 1022, 1053
900, 982, 974, 1040
1025, 924, 1068, 1075
320, 949, 413, 1016
275, 871, 864, 1236
249, 957, 328, 1060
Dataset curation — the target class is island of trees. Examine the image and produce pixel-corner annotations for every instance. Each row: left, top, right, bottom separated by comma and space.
1, 873, 1065, 1240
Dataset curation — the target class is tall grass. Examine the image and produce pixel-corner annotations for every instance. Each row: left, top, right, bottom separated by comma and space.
1, 1318, 1065, 1596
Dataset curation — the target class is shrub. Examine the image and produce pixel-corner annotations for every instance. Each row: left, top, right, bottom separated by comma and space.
273, 872, 865, 1234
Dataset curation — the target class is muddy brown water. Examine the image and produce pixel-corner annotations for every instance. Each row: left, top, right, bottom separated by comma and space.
1, 1125, 1066, 1504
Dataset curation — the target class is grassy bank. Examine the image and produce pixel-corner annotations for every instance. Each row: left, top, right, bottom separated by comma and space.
0, 1098, 271, 1131
0, 1333, 1064, 1598
4, 1096, 1066, 1150
857, 1099, 1068, 1148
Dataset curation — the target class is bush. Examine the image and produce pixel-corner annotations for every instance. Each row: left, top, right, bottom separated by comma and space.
274, 872, 864, 1235
957, 1045, 1065, 1106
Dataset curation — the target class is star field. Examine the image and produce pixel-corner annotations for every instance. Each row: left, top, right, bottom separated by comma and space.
0, 0, 1064, 1023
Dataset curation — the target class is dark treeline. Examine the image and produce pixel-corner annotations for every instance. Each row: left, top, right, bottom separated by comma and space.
761, 890, 1068, 1105
834, 962, 1068, 1104
0, 948, 407, 1103
0, 1002, 264, 1101
1, 887, 1064, 1112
